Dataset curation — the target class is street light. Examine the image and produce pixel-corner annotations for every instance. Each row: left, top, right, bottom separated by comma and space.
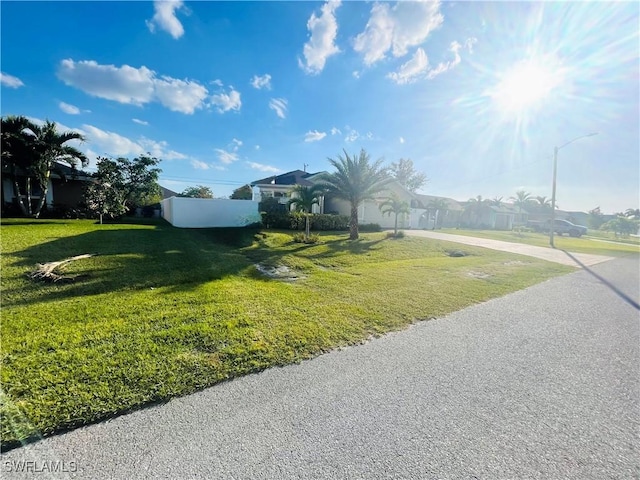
549, 132, 598, 248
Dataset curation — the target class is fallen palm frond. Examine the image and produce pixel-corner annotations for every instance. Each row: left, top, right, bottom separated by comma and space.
27, 254, 94, 283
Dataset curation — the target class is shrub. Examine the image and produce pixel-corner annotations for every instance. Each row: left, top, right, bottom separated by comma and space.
386, 230, 405, 239
358, 223, 382, 232
261, 212, 350, 231
292, 232, 320, 244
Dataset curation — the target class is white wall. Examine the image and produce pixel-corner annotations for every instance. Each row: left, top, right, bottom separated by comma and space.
161, 197, 261, 228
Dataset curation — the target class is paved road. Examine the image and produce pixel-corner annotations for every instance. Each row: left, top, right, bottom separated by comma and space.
2, 257, 638, 479
404, 230, 614, 267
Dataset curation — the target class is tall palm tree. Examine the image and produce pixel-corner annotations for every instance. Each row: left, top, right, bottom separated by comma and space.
427, 198, 448, 229
288, 184, 325, 241
29, 120, 88, 217
318, 149, 390, 240
535, 195, 552, 208
488, 196, 503, 207
510, 190, 532, 223
1, 115, 37, 215
379, 193, 410, 235
625, 208, 640, 220
464, 195, 486, 227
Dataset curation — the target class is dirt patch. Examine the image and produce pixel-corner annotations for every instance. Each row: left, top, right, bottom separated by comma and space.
467, 270, 492, 279
255, 263, 305, 282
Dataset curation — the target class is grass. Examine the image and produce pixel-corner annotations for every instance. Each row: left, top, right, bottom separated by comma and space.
1, 219, 573, 448
439, 228, 640, 257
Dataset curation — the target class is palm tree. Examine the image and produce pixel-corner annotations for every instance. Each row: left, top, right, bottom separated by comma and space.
535, 196, 552, 208
318, 149, 390, 240
29, 120, 88, 217
510, 190, 532, 223
427, 198, 448, 229
1, 116, 88, 217
1, 115, 37, 215
288, 184, 325, 241
379, 193, 410, 235
464, 195, 486, 227
488, 196, 503, 207
625, 208, 640, 220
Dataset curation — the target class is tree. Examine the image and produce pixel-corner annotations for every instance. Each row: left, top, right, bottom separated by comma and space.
288, 184, 325, 241
427, 198, 449, 229
464, 195, 487, 227
510, 190, 533, 222
535, 196, 552, 207
230, 184, 253, 200
588, 207, 605, 229
180, 185, 213, 198
600, 216, 639, 237
389, 158, 428, 192
625, 208, 640, 220
85, 155, 161, 220
1, 116, 88, 217
488, 196, 504, 207
379, 193, 410, 235
318, 149, 390, 240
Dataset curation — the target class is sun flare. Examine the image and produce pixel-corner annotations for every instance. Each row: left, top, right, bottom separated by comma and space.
491, 60, 560, 114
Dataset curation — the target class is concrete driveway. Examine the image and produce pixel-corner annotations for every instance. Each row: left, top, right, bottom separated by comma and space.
404, 230, 614, 267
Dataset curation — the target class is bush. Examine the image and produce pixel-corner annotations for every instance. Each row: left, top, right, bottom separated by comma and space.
261, 212, 350, 231
386, 230, 405, 239
292, 232, 320, 244
358, 223, 382, 232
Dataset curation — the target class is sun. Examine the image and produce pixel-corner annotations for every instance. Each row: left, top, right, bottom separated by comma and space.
490, 59, 560, 114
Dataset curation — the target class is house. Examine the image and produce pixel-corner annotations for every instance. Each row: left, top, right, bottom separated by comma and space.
250, 170, 328, 214
1, 161, 92, 215
250, 169, 462, 230
460, 202, 521, 230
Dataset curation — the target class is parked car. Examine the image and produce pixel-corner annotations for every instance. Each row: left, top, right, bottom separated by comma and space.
527, 219, 588, 237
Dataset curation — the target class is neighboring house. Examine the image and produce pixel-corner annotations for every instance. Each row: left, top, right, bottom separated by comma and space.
251, 169, 462, 230
1, 161, 92, 214
250, 170, 328, 214
412, 194, 464, 229
460, 202, 520, 230
159, 185, 179, 200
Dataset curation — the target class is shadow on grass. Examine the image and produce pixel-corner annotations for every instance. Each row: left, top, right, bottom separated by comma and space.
3, 225, 267, 307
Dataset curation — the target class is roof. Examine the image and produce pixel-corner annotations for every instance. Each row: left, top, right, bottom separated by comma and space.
160, 185, 179, 199
251, 170, 321, 187
413, 194, 464, 211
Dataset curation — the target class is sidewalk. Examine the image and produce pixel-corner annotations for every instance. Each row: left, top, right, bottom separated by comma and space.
404, 230, 614, 267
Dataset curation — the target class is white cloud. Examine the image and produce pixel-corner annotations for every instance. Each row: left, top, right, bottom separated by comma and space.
57, 59, 212, 114
330, 127, 341, 135
399, 136, 405, 144
58, 59, 155, 105
387, 47, 429, 84
146, 0, 187, 39
210, 79, 224, 87
191, 159, 212, 170
80, 124, 144, 157
255, 145, 261, 150
232, 138, 243, 148
251, 74, 272, 90
426, 39, 473, 79
353, 1, 443, 66
345, 127, 359, 143
1, 72, 24, 88
139, 137, 187, 160
154, 76, 209, 114
215, 148, 239, 164
132, 118, 149, 125
59, 101, 81, 115
211, 87, 242, 113
304, 130, 327, 142
269, 98, 288, 119
299, 1, 341, 75
248, 162, 281, 173
352, 71, 361, 79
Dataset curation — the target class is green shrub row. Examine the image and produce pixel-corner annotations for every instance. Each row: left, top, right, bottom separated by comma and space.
260, 212, 381, 232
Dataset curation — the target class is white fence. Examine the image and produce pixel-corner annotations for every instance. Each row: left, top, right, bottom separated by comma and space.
161, 197, 261, 228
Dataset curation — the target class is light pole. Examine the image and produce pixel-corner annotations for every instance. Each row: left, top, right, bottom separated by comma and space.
549, 132, 598, 248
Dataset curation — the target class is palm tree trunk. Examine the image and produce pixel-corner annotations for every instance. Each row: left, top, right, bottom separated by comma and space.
33, 172, 51, 218
11, 177, 29, 216
394, 213, 398, 235
350, 203, 359, 240
25, 177, 33, 216
305, 214, 311, 241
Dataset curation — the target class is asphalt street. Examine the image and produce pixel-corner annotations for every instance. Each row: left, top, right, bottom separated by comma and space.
2, 255, 638, 480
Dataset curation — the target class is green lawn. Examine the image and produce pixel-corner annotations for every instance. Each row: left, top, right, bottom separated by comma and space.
439, 228, 640, 256
1, 219, 573, 447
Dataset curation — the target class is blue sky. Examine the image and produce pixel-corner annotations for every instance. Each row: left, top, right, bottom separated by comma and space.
1, 1, 638, 213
